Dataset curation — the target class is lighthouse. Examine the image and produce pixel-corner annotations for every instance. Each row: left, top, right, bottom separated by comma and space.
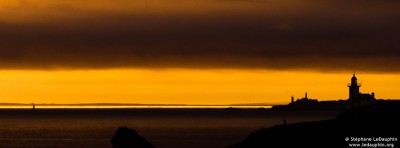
347, 73, 376, 108
348, 73, 361, 108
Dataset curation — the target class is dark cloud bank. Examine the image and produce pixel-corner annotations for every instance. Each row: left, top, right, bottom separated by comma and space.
0, 0, 400, 72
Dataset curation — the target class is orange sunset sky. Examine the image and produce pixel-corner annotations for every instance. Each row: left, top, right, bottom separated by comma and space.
1, 0, 400, 104
0, 69, 399, 104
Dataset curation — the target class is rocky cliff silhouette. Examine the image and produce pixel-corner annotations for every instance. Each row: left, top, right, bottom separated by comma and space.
111, 127, 154, 148
230, 101, 400, 148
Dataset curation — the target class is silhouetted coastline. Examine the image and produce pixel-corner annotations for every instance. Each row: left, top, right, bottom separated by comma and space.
271, 100, 348, 111
230, 101, 400, 148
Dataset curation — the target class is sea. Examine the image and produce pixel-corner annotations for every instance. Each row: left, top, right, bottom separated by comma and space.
0, 106, 340, 148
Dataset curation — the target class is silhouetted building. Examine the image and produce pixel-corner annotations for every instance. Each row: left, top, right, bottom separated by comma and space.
290, 92, 319, 105
272, 91, 347, 111
348, 73, 376, 108
291, 96, 294, 103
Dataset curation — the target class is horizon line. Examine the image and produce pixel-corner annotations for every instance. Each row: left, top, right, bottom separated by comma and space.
0, 103, 282, 106
0, 98, 398, 107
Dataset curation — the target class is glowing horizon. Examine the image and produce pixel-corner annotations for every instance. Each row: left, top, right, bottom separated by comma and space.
0, 69, 398, 105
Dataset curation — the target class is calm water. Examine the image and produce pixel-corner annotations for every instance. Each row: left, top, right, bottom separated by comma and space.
0, 109, 339, 148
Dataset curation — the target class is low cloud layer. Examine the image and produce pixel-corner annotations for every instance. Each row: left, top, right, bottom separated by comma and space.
0, 0, 399, 72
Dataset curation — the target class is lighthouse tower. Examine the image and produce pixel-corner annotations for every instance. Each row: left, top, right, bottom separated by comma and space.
348, 73, 361, 108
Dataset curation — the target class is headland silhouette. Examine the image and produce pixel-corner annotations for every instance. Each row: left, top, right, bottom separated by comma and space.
229, 101, 400, 148
228, 74, 400, 148
271, 73, 384, 111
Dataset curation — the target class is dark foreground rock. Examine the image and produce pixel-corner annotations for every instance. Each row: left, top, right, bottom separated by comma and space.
112, 127, 154, 148
230, 102, 400, 148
